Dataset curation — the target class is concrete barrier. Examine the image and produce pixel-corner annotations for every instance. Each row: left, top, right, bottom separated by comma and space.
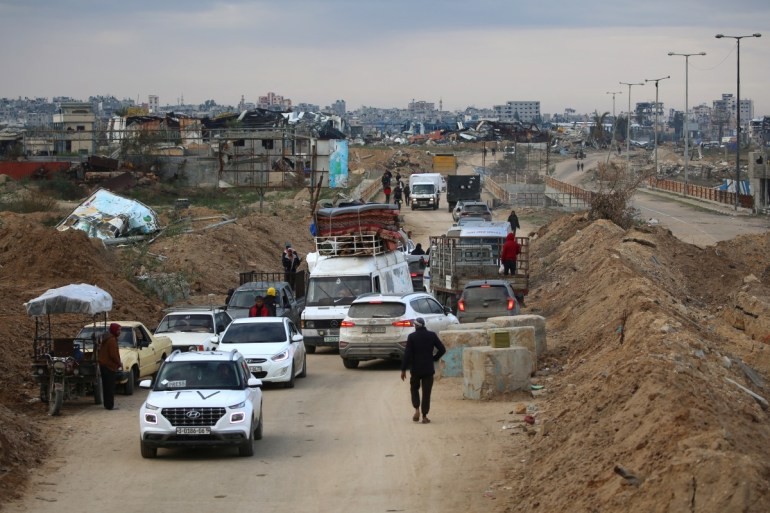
487, 315, 546, 356
462, 346, 532, 400
436, 329, 488, 379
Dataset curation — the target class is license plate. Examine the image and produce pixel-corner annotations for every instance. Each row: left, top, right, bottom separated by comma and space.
362, 326, 386, 334
176, 427, 210, 435
324, 336, 339, 343
249, 365, 262, 372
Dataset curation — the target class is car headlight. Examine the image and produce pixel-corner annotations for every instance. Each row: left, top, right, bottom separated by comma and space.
229, 400, 246, 409
272, 350, 290, 362
303, 320, 315, 329
144, 402, 159, 411
53, 361, 66, 372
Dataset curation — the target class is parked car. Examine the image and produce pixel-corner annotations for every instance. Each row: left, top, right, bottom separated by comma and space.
154, 306, 232, 352
138, 350, 263, 458
455, 201, 492, 222
212, 317, 307, 388
339, 292, 459, 369
227, 276, 306, 325
457, 279, 520, 323
75, 321, 172, 395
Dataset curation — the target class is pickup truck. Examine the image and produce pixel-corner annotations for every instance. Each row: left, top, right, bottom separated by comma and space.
75, 321, 172, 395
228, 271, 306, 325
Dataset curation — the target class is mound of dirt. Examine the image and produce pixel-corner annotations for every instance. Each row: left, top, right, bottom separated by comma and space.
501, 213, 770, 512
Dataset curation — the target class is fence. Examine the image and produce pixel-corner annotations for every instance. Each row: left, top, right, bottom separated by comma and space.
646, 178, 753, 209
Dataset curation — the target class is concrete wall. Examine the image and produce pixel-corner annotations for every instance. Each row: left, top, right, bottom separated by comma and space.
462, 346, 531, 400
487, 315, 546, 357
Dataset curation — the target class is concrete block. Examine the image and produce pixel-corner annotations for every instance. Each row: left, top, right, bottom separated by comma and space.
494, 326, 536, 374
487, 314, 547, 356
437, 329, 488, 379
462, 346, 532, 400
446, 322, 497, 331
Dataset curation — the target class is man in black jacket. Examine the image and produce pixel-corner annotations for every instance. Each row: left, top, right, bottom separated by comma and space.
400, 318, 446, 424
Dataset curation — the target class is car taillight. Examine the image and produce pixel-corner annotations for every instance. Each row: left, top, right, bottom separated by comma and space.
507, 298, 515, 310
392, 320, 413, 327
410, 272, 418, 277
340, 321, 355, 328
458, 299, 465, 312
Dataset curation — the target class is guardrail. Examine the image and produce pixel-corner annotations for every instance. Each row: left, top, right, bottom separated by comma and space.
645, 177, 753, 209
544, 176, 596, 203
484, 176, 512, 203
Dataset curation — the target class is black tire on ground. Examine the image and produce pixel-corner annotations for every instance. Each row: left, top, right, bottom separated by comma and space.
342, 358, 359, 369
298, 354, 307, 378
238, 426, 255, 457
254, 411, 264, 441
140, 441, 157, 459
284, 364, 295, 388
49, 388, 63, 416
124, 367, 136, 396
306, 344, 316, 354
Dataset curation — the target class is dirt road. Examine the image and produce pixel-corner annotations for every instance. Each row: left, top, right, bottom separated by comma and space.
6, 198, 527, 513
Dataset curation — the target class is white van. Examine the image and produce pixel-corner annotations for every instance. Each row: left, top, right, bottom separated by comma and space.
409, 173, 443, 210
301, 249, 413, 353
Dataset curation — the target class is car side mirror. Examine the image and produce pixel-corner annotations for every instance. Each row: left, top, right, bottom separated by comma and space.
292, 334, 304, 343
209, 336, 219, 345
248, 377, 263, 388
443, 306, 451, 315
139, 379, 152, 389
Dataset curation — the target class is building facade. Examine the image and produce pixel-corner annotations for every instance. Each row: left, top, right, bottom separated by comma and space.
493, 101, 541, 123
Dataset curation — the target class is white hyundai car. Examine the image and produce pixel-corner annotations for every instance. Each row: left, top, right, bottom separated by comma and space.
138, 350, 263, 458
212, 317, 307, 388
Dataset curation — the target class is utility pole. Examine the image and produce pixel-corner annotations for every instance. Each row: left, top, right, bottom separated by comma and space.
620, 81, 645, 177
644, 76, 670, 176
668, 52, 705, 196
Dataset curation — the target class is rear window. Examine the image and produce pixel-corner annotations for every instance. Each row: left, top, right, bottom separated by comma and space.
348, 302, 406, 318
464, 204, 489, 213
463, 285, 510, 302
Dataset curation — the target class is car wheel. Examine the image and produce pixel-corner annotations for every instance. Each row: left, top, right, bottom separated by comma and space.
254, 410, 264, 441
124, 367, 136, 396
342, 358, 359, 369
285, 364, 295, 388
298, 353, 307, 378
140, 441, 157, 459
238, 425, 255, 457
306, 344, 316, 354
411, 204, 415, 211
39, 381, 49, 403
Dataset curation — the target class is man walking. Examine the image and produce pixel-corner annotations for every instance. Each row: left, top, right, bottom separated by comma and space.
507, 210, 520, 235
98, 322, 123, 411
400, 318, 446, 424
403, 183, 411, 206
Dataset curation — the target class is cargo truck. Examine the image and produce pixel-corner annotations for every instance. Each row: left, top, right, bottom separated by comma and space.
432, 153, 458, 175
445, 174, 481, 212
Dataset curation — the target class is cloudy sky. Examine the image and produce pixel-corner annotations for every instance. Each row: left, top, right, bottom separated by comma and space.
1, 0, 768, 117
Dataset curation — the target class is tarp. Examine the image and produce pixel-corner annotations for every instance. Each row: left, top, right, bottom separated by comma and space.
24, 284, 113, 316
56, 188, 160, 240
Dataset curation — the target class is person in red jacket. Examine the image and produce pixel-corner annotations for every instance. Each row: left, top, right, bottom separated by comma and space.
500, 233, 521, 276
249, 296, 270, 317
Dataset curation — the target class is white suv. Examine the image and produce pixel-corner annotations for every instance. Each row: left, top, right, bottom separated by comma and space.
138, 350, 263, 458
339, 292, 459, 369
154, 306, 232, 352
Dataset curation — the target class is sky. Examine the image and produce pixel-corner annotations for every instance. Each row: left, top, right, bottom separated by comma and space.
1, 0, 769, 117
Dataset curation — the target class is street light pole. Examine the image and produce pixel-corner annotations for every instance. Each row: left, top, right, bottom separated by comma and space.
715, 32, 762, 209
620, 81, 644, 176
644, 76, 670, 176
668, 52, 705, 197
606, 91, 622, 154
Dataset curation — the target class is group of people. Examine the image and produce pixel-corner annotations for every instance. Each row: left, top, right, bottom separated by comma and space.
381, 170, 410, 208
249, 242, 304, 317
248, 287, 278, 317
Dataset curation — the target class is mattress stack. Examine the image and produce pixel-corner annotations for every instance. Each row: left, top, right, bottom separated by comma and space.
314, 204, 404, 255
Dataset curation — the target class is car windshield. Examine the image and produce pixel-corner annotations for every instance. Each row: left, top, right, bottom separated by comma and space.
306, 276, 371, 306
463, 285, 510, 303
155, 361, 242, 390
348, 302, 407, 318
229, 289, 268, 308
155, 314, 214, 334
220, 322, 287, 344
76, 326, 134, 348
412, 184, 434, 194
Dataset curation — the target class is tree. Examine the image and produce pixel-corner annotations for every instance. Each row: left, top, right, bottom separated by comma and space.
615, 115, 628, 142
590, 111, 610, 145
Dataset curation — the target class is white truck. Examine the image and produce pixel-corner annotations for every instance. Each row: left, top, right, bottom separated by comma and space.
300, 204, 413, 353
409, 173, 443, 210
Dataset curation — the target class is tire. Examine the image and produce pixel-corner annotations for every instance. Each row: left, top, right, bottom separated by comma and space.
306, 344, 316, 354
284, 364, 296, 389
254, 410, 264, 441
411, 204, 415, 211
124, 367, 136, 396
298, 354, 307, 378
40, 381, 49, 403
49, 388, 63, 416
342, 358, 359, 369
238, 425, 255, 457
93, 375, 103, 405
140, 441, 157, 459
